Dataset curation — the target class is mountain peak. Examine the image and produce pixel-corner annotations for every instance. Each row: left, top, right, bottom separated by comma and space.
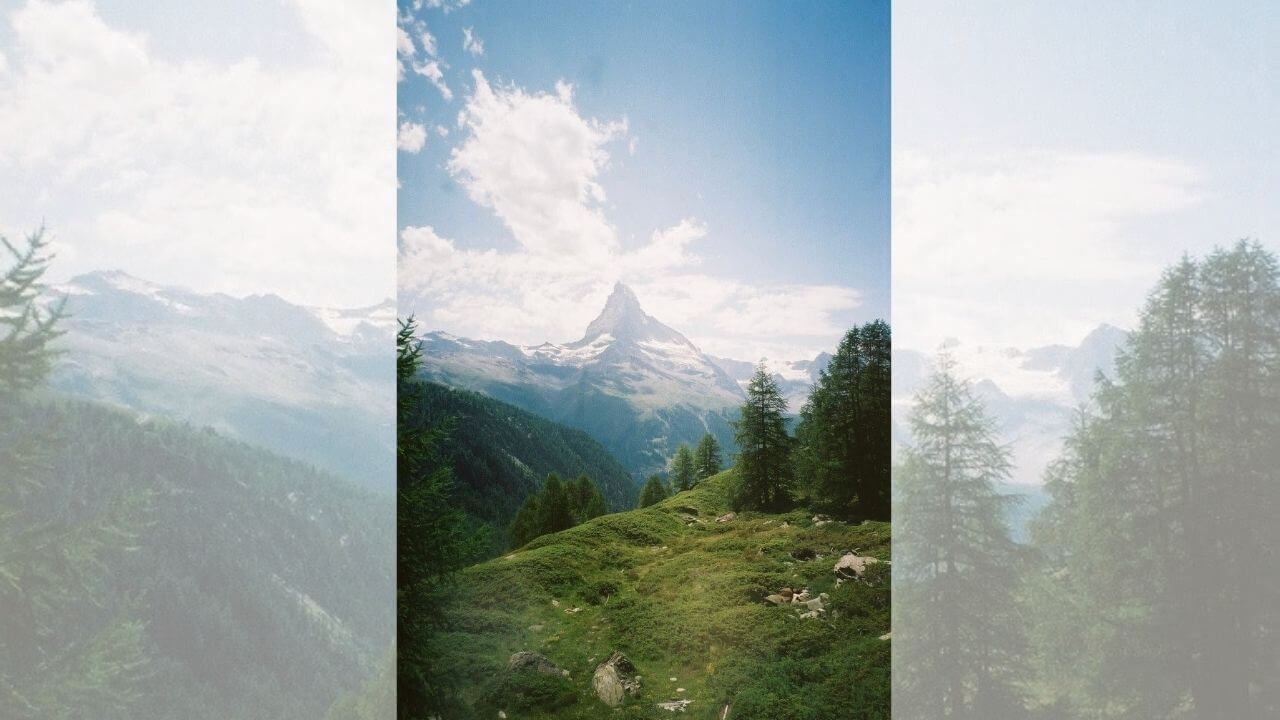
577, 282, 679, 345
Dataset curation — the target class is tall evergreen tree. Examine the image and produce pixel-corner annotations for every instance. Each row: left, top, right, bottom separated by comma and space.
535, 473, 576, 536
670, 444, 697, 492
1028, 242, 1280, 718
1, 228, 150, 719
638, 474, 670, 508
732, 363, 794, 512
397, 316, 486, 718
895, 351, 1025, 719
570, 473, 608, 522
794, 320, 891, 520
694, 433, 723, 480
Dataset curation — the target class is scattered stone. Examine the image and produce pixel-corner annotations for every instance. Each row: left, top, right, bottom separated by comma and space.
879, 631, 892, 641
781, 521, 790, 529
677, 687, 686, 693
834, 553, 880, 580
799, 610, 819, 620
507, 651, 563, 676
780, 587, 794, 599
765, 594, 787, 605
592, 651, 641, 707
498, 711, 507, 719
657, 699, 693, 712
551, 598, 560, 607
669, 677, 678, 682
716, 512, 737, 523
565, 607, 582, 614
791, 588, 811, 603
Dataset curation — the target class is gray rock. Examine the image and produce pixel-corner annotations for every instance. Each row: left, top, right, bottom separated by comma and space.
834, 553, 879, 580
716, 512, 737, 523
658, 699, 693, 711
507, 651, 562, 676
592, 651, 641, 707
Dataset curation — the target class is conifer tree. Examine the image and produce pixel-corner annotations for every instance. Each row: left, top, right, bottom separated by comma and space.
1, 228, 150, 719
694, 433, 723, 480
794, 320, 891, 520
535, 473, 576, 536
397, 315, 486, 717
1028, 242, 1280, 717
570, 473, 607, 522
670, 444, 697, 492
638, 474, 670, 508
895, 351, 1025, 719
732, 363, 794, 511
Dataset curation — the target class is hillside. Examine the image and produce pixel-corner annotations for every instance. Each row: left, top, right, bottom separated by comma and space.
410, 382, 640, 551
8, 396, 393, 720
49, 270, 394, 491
430, 470, 891, 719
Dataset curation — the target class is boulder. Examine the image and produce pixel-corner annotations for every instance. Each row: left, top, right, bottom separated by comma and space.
507, 651, 562, 676
592, 651, 641, 707
834, 553, 879, 580
716, 512, 737, 523
658, 699, 693, 712
764, 594, 787, 605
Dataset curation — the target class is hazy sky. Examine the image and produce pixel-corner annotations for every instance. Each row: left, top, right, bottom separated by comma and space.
895, 1, 1278, 352
397, 0, 890, 362
0, 0, 396, 308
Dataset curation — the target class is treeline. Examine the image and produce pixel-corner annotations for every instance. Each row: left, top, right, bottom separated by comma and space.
894, 241, 1280, 719
636, 433, 724, 507
509, 472, 608, 547
727, 320, 892, 520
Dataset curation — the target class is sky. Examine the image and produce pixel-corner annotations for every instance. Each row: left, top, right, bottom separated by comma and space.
0, 0, 396, 308
894, 0, 1279, 353
396, 0, 890, 363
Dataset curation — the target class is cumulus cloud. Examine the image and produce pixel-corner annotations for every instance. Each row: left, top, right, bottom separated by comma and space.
0, 0, 395, 306
399, 74, 862, 361
397, 121, 428, 153
894, 148, 1204, 350
462, 27, 484, 56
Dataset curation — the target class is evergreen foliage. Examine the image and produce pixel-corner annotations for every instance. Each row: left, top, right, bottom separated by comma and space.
732, 364, 794, 511
1026, 241, 1280, 717
794, 320, 891, 520
638, 474, 670, 508
402, 381, 637, 553
670, 443, 697, 492
508, 472, 610, 548
895, 352, 1026, 719
694, 432, 723, 480
397, 316, 488, 719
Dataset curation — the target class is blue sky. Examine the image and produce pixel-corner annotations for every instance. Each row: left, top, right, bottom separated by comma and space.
894, 0, 1278, 351
397, 0, 889, 362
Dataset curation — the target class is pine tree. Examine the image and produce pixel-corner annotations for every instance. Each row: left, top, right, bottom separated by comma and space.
895, 351, 1026, 719
694, 433, 723, 480
732, 363, 794, 512
638, 474, 670, 508
570, 473, 607, 522
397, 315, 487, 718
0, 228, 150, 719
670, 444, 697, 492
1028, 242, 1280, 717
794, 320, 891, 520
536, 473, 576, 536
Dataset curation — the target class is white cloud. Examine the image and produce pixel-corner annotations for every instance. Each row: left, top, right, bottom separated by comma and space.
462, 27, 484, 56
396, 26, 415, 56
420, 27, 437, 57
397, 121, 427, 153
412, 58, 452, 101
0, 0, 396, 307
434, 124, 449, 137
399, 75, 862, 361
894, 148, 1203, 350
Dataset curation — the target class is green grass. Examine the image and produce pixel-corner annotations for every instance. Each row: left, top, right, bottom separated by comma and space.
434, 469, 890, 719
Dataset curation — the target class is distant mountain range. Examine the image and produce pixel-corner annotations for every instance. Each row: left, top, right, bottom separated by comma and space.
895, 324, 1130, 488
49, 270, 395, 492
418, 282, 834, 480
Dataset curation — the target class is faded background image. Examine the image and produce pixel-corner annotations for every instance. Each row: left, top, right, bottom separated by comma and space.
0, 1, 395, 718
894, 2, 1279, 719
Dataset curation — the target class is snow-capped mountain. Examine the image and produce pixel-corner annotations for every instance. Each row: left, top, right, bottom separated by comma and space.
419, 283, 745, 479
707, 352, 834, 414
48, 271, 395, 491
894, 324, 1129, 488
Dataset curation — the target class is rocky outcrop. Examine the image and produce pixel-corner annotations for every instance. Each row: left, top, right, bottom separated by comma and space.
834, 553, 879, 580
592, 651, 641, 707
507, 651, 566, 677
716, 512, 737, 523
